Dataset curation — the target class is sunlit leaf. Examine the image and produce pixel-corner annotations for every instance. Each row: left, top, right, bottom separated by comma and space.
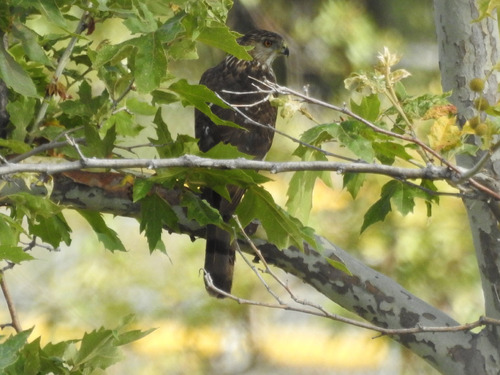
126, 98, 157, 115
287, 150, 332, 224
350, 94, 381, 122
197, 24, 252, 60
0, 246, 34, 263
428, 116, 461, 151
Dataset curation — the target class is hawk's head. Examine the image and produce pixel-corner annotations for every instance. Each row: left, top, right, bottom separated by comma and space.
238, 29, 289, 67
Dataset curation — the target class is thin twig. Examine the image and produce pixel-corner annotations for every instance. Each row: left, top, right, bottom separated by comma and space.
9, 137, 85, 164
0, 274, 22, 332
205, 219, 500, 336
259, 80, 500, 200
64, 134, 87, 163
215, 93, 360, 163
232, 217, 284, 304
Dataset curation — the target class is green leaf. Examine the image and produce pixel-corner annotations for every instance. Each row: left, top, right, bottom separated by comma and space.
113, 315, 156, 346
325, 257, 352, 275
150, 109, 177, 158
115, 327, 156, 346
286, 170, 318, 224
181, 191, 224, 227
0, 246, 34, 263
139, 194, 179, 251
0, 139, 31, 154
151, 90, 179, 105
343, 173, 365, 199
103, 111, 143, 136
126, 98, 157, 115
82, 124, 115, 158
0, 43, 38, 97
133, 179, 154, 202
18, 337, 41, 375
287, 149, 332, 224
11, 23, 52, 66
373, 141, 413, 164
361, 180, 428, 232
0, 214, 24, 247
123, 2, 158, 33
350, 94, 381, 122
390, 181, 417, 215
72, 328, 118, 369
168, 79, 236, 126
156, 12, 185, 43
0, 329, 33, 370
29, 213, 71, 248
5, 95, 36, 142
297, 123, 336, 147
78, 210, 126, 252
197, 24, 252, 60
186, 166, 271, 201
361, 193, 392, 233
0, 2, 10, 31
9, 193, 61, 218
329, 121, 376, 162
238, 186, 317, 251
133, 32, 167, 92
32, 0, 67, 29
93, 43, 136, 68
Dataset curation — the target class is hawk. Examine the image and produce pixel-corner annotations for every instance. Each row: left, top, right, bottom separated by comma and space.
195, 29, 289, 297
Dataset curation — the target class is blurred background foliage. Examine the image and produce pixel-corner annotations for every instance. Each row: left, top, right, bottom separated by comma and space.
0, 0, 479, 374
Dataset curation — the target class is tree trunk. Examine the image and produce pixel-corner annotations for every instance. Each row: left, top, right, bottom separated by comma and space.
434, 0, 500, 373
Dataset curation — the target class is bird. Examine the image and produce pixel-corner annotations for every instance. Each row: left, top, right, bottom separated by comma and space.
195, 29, 289, 297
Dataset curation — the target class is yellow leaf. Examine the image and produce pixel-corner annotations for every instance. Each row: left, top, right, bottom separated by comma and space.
428, 116, 461, 151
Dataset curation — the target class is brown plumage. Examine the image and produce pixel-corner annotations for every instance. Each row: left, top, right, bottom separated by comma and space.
195, 29, 289, 297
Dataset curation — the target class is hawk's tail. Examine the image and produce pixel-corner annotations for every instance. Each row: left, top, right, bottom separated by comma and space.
204, 224, 235, 298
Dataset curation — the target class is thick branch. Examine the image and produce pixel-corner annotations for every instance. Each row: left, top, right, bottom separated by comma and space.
3, 172, 482, 374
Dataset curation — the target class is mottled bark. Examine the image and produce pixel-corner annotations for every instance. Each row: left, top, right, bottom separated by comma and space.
0, 171, 474, 374
434, 0, 500, 373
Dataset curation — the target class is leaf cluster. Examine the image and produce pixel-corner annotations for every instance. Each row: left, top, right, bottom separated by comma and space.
286, 48, 459, 231
0, 316, 153, 375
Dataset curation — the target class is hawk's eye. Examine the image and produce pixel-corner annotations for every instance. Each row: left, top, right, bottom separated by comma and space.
263, 39, 273, 48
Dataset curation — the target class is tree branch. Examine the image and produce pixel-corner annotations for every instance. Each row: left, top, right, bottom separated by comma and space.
0, 274, 22, 333
0, 155, 452, 181
2, 170, 485, 374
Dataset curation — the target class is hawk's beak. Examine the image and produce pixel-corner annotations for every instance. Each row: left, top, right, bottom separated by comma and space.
281, 44, 290, 57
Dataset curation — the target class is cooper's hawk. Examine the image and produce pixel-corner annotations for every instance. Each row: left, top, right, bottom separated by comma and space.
195, 29, 289, 297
